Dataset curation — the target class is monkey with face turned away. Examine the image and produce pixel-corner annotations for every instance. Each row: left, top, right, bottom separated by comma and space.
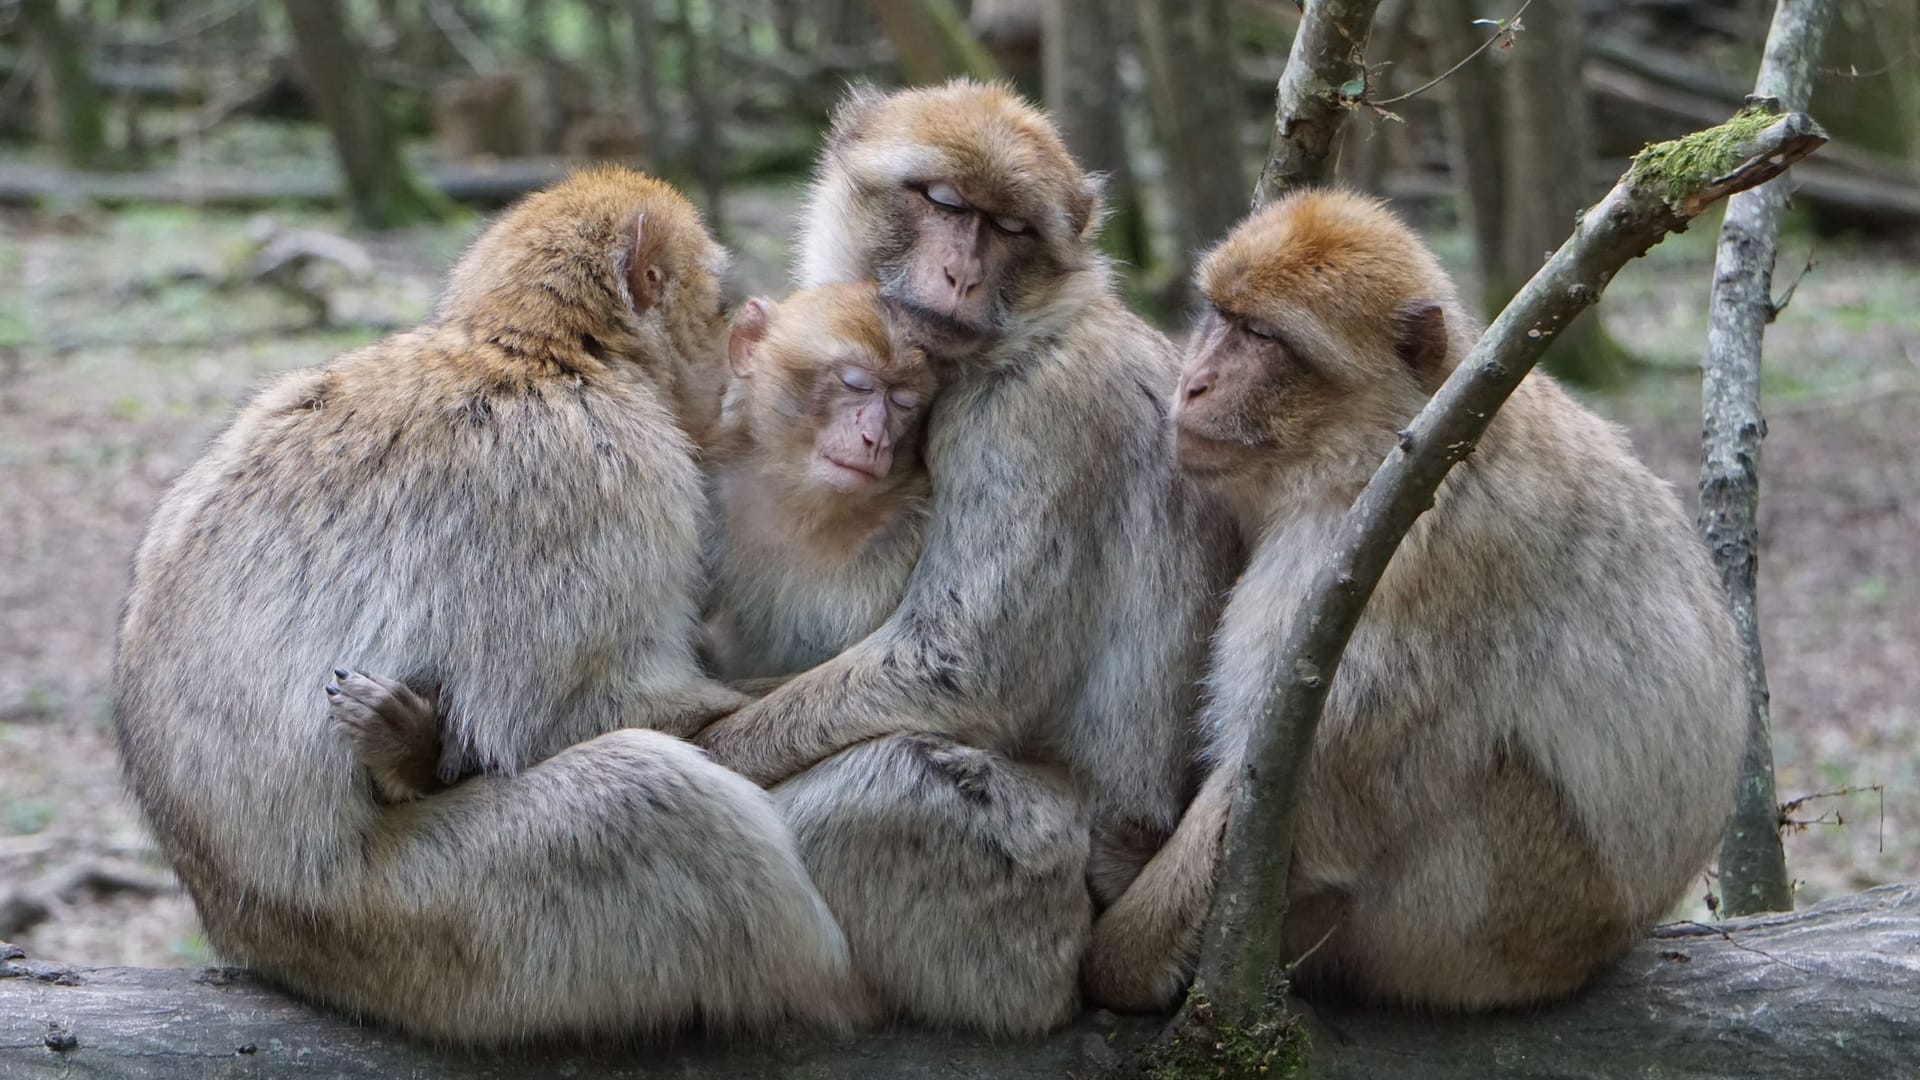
1081, 190, 1745, 1012
346, 280, 1095, 1035
113, 168, 860, 1044
693, 81, 1242, 911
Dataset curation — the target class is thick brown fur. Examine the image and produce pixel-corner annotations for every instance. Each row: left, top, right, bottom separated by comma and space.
113, 167, 858, 1044
1084, 189, 1745, 1012
698, 80, 1242, 916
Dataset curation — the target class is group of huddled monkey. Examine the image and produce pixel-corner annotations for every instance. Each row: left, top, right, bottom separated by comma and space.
113, 80, 1745, 1044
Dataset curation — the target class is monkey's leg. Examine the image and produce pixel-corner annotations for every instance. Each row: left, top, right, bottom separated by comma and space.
327, 669, 443, 802
775, 735, 1092, 1037
1080, 769, 1232, 1012
243, 727, 859, 1043
1289, 756, 1637, 1011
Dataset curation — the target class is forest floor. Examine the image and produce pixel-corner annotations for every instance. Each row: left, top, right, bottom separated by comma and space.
1, 187, 1915, 967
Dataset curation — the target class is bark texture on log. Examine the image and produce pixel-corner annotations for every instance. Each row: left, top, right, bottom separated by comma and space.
5, 885, 1918, 1077
1701, 0, 1831, 920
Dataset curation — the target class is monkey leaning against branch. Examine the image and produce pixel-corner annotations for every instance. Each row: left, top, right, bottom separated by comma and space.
1082, 189, 1746, 1012
693, 80, 1244, 908
345, 280, 1096, 1035
113, 167, 861, 1044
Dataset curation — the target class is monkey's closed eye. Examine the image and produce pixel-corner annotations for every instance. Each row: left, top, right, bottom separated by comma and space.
889, 390, 921, 410
923, 182, 968, 213
1244, 319, 1283, 343
991, 215, 1030, 237
841, 368, 878, 392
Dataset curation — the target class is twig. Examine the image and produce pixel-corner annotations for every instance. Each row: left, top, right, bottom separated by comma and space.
1371, 0, 1533, 106
1661, 920, 1811, 973
1253, 0, 1387, 205
1779, 784, 1886, 851
1282, 918, 1343, 974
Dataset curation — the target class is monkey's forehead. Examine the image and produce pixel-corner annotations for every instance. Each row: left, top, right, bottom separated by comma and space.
1199, 191, 1445, 323
835, 80, 1089, 235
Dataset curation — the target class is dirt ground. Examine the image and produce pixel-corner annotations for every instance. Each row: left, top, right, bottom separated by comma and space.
1, 190, 1914, 967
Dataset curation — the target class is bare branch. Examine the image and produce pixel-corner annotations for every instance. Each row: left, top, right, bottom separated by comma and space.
1370, 0, 1532, 107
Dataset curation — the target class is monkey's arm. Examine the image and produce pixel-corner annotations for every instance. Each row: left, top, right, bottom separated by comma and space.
696, 431, 1090, 785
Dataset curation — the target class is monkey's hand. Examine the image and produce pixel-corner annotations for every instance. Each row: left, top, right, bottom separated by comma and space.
326, 669, 446, 803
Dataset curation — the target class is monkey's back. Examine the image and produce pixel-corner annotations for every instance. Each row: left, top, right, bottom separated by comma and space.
115, 324, 710, 921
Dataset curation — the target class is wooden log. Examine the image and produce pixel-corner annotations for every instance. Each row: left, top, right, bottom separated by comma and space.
4, 884, 1917, 1077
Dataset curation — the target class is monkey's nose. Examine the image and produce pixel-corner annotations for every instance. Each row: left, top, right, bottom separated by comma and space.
1184, 371, 1214, 400
945, 260, 983, 298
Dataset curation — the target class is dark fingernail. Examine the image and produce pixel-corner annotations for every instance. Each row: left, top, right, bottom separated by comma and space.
325, 686, 338, 696
334, 668, 349, 679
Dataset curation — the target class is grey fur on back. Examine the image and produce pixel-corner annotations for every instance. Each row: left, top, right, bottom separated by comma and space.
113, 172, 857, 1043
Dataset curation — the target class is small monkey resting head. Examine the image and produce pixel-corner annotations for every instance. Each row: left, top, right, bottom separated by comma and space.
436, 165, 734, 438
798, 80, 1107, 360
717, 282, 935, 498
1172, 189, 1473, 521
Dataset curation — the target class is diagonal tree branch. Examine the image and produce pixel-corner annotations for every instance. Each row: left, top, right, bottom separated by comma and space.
1186, 107, 1828, 1041
1700, 0, 1832, 919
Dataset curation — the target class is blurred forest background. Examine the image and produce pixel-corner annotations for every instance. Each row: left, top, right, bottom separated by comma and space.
0, 0, 1915, 967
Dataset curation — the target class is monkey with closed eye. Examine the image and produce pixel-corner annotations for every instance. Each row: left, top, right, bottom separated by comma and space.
695, 80, 1243, 915
1082, 190, 1744, 1013
346, 280, 1096, 1036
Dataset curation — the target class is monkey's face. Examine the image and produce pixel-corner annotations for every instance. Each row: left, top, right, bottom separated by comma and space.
875, 180, 1038, 355
1172, 307, 1339, 478
812, 81, 1103, 363
727, 284, 936, 497
793, 353, 932, 495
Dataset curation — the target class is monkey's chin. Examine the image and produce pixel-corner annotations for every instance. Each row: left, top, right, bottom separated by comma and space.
816, 455, 884, 494
1174, 428, 1252, 475
881, 297, 991, 359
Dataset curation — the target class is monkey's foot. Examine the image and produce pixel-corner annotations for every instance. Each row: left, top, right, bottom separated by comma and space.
326, 669, 444, 803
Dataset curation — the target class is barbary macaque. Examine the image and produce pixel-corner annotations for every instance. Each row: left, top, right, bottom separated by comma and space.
337, 280, 1094, 1036
703, 281, 937, 682
702, 281, 1092, 1034
113, 167, 860, 1043
1083, 189, 1745, 1011
695, 80, 1243, 908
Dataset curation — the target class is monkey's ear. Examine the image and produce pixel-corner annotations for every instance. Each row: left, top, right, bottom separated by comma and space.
628, 213, 670, 317
1395, 301, 1448, 376
1070, 174, 1107, 241
728, 297, 774, 377
828, 82, 885, 149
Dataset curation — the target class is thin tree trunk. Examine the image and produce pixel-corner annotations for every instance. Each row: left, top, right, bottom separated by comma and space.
1137, 0, 1248, 261
282, 0, 448, 230
863, 0, 1000, 84
676, 0, 725, 237
1176, 110, 1825, 1062
21, 0, 108, 169
1497, 0, 1630, 386
1427, 0, 1507, 307
1253, 0, 1384, 204
1044, 0, 1149, 266
631, 0, 670, 171
1701, 0, 1832, 919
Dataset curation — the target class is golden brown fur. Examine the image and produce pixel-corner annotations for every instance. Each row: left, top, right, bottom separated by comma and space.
1085, 190, 1743, 1012
114, 167, 857, 1043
